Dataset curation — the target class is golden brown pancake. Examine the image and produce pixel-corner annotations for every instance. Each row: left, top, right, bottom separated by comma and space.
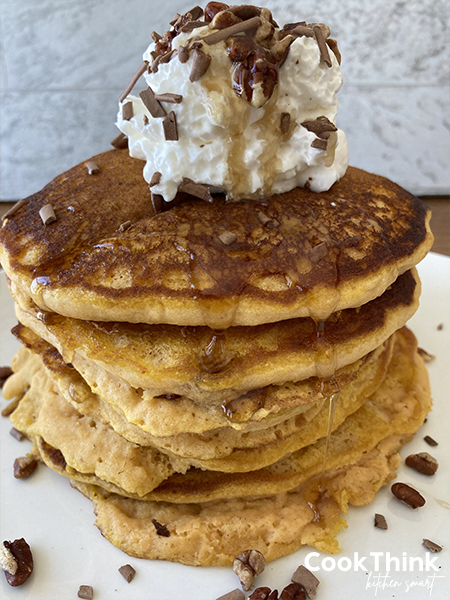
6, 327, 430, 499
0, 150, 432, 327
12, 322, 391, 440
11, 267, 420, 401
141, 328, 430, 500
70, 433, 409, 565
6, 333, 392, 471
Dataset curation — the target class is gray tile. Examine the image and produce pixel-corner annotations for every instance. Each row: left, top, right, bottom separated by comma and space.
0, 0, 195, 91
2, 0, 448, 93
339, 85, 450, 195
266, 0, 449, 85
0, 89, 123, 200
1, 0, 449, 200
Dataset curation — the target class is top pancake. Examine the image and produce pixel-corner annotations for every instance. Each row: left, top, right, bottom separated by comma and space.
0, 150, 432, 327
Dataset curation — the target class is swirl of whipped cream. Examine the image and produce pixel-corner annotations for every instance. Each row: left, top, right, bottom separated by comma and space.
116, 11, 349, 202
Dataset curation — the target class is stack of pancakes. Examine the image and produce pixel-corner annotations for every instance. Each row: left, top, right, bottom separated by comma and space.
0, 150, 433, 566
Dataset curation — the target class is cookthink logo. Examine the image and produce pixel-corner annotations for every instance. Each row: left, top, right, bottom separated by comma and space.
304, 551, 445, 596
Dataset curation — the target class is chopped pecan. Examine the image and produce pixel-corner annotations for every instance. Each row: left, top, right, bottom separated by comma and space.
391, 482, 426, 509
228, 5, 261, 20
13, 456, 38, 479
279, 583, 306, 600
40, 441, 67, 470
228, 5, 278, 27
210, 9, 241, 30
254, 16, 275, 44
248, 47, 278, 107
249, 588, 272, 600
271, 35, 295, 65
154, 30, 175, 56
232, 45, 279, 107
204, 1, 229, 22
233, 550, 266, 591
233, 63, 252, 102
151, 519, 170, 537
227, 36, 257, 62
405, 452, 439, 476
216, 589, 245, 600
2, 539, 33, 587
282, 21, 307, 32
0, 543, 17, 576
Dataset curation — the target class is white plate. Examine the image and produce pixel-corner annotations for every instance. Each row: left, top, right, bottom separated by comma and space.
1, 253, 449, 600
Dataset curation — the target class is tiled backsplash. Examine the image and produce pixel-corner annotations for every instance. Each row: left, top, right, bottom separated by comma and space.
1, 0, 449, 200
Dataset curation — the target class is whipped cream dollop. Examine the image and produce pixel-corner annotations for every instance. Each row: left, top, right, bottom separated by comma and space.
116, 5, 349, 201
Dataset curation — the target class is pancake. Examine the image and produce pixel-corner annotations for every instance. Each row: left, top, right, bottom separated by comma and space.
143, 327, 430, 501
7, 348, 188, 496
5, 332, 390, 473
6, 327, 430, 500
10, 267, 420, 401
0, 151, 432, 327
71, 433, 409, 565
12, 323, 391, 440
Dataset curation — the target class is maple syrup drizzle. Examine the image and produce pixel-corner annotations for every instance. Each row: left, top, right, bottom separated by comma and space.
222, 388, 264, 422
30, 275, 52, 307
198, 332, 234, 374
312, 318, 341, 473
174, 238, 244, 329
321, 384, 340, 472
250, 85, 289, 195
201, 63, 252, 200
